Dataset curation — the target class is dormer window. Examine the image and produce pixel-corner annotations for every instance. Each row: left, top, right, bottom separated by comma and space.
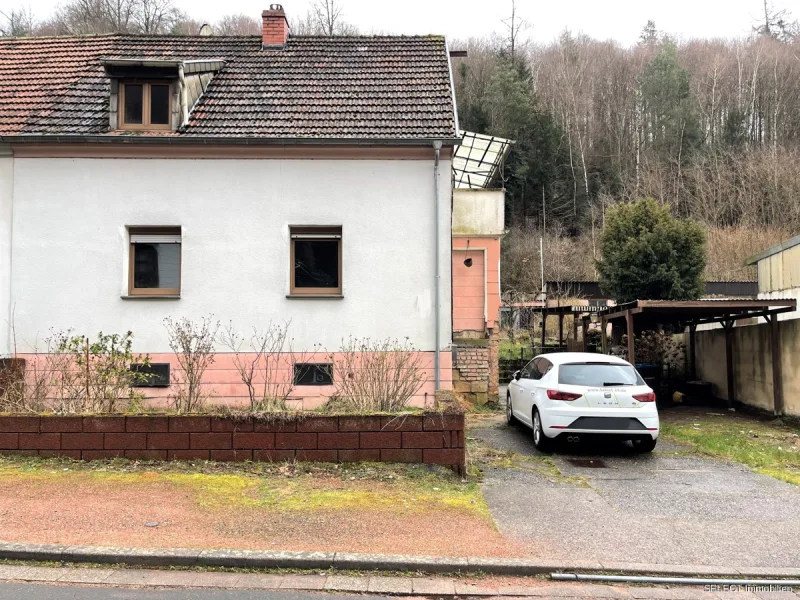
120, 81, 172, 131
102, 57, 226, 133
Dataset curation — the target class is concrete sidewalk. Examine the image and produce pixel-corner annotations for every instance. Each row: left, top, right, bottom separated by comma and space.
1, 564, 799, 599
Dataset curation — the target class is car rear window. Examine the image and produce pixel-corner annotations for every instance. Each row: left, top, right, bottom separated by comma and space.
558, 363, 645, 387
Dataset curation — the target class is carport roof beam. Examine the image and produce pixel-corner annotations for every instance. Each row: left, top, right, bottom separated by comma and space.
598, 298, 797, 416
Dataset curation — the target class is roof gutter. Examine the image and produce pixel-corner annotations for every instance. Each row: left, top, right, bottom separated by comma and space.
0, 135, 463, 147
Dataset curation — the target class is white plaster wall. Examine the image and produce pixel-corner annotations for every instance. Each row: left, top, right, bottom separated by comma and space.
452, 189, 504, 236
0, 150, 12, 356
10, 157, 452, 353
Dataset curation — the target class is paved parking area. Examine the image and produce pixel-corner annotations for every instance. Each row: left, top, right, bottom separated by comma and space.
472, 406, 800, 569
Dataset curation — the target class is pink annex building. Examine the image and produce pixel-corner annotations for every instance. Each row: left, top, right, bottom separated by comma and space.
0, 7, 507, 407
450, 133, 511, 403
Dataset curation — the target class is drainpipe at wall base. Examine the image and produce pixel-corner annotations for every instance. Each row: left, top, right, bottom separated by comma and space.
433, 140, 442, 392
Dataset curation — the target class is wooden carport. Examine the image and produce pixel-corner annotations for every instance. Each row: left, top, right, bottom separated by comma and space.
599, 299, 797, 414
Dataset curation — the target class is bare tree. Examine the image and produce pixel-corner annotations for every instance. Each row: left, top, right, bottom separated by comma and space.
214, 13, 260, 35
312, 0, 342, 35
135, 0, 178, 33
103, 0, 136, 32
755, 0, 798, 42
0, 6, 35, 36
292, 0, 357, 35
502, 0, 529, 60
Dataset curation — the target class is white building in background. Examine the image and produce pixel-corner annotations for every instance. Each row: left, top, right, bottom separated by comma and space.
0, 6, 460, 407
745, 234, 800, 321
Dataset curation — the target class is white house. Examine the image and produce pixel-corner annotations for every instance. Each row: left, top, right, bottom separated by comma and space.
0, 6, 459, 407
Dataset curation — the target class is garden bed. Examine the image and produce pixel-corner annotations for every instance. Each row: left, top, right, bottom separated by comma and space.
0, 413, 466, 472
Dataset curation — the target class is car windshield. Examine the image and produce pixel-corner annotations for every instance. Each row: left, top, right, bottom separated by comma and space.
558, 363, 645, 387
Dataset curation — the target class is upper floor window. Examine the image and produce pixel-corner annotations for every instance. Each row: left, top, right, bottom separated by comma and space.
120, 82, 172, 131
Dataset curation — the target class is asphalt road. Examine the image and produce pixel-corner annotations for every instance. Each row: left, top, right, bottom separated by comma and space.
0, 585, 378, 600
473, 407, 800, 568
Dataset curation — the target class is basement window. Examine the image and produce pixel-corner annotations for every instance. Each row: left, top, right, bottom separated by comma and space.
293, 363, 334, 386
128, 227, 181, 296
130, 363, 171, 387
290, 226, 342, 296
120, 81, 172, 130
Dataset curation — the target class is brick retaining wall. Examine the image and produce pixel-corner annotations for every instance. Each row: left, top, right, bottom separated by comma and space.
0, 413, 465, 471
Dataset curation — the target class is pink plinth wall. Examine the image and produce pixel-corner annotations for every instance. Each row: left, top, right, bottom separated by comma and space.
13, 351, 453, 410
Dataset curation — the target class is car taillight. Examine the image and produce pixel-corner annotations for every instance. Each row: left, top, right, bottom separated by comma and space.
547, 390, 582, 401
633, 392, 656, 402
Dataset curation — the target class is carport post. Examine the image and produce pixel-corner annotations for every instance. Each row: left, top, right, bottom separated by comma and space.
722, 320, 736, 408
572, 316, 578, 343
625, 310, 635, 364
688, 323, 697, 380
767, 313, 784, 416
558, 314, 564, 348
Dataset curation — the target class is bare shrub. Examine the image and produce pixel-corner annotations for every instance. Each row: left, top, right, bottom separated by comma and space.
2, 327, 150, 414
331, 337, 425, 413
58, 331, 151, 412
164, 316, 219, 413
219, 320, 317, 412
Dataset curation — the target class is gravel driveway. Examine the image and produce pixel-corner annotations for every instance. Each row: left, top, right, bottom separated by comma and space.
472, 398, 800, 569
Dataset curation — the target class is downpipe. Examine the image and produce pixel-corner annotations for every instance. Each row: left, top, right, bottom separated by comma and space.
552, 573, 800, 586
433, 140, 442, 391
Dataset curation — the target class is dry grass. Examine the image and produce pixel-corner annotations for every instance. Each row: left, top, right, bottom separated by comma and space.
661, 408, 800, 486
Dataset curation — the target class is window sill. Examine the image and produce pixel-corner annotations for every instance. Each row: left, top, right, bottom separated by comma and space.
286, 294, 344, 299
121, 295, 181, 300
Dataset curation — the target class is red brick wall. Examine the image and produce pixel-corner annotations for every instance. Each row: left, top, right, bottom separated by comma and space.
0, 414, 465, 471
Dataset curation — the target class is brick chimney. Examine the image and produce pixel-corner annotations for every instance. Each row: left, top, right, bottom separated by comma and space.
262, 4, 289, 49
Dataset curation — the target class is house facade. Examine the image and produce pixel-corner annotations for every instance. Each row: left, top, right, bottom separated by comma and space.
0, 6, 459, 408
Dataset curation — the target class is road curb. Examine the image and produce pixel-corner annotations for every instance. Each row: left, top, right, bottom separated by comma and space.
1, 541, 798, 579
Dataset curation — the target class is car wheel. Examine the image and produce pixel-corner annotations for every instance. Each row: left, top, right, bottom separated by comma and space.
634, 437, 657, 453
506, 392, 517, 425
532, 408, 553, 452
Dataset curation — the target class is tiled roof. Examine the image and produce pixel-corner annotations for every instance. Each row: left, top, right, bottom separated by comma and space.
0, 34, 457, 139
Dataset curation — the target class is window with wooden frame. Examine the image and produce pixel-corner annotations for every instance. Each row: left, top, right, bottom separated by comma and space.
128, 227, 181, 296
119, 81, 172, 130
290, 226, 342, 296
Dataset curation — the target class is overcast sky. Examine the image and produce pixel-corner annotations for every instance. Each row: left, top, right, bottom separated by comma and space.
13, 0, 790, 44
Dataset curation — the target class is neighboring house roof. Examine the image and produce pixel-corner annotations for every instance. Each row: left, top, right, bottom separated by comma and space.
744, 234, 800, 265
452, 131, 513, 189
0, 34, 457, 140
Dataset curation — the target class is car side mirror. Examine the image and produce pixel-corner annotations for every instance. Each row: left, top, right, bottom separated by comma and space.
513, 371, 521, 381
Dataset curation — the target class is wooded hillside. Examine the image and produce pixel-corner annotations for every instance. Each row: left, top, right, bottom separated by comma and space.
454, 11, 800, 292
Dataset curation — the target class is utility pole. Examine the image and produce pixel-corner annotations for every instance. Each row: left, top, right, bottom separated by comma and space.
540, 187, 546, 295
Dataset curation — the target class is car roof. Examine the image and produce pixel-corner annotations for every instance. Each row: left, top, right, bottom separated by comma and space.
534, 352, 631, 366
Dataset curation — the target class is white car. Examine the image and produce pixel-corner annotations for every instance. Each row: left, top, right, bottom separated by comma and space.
507, 352, 659, 453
